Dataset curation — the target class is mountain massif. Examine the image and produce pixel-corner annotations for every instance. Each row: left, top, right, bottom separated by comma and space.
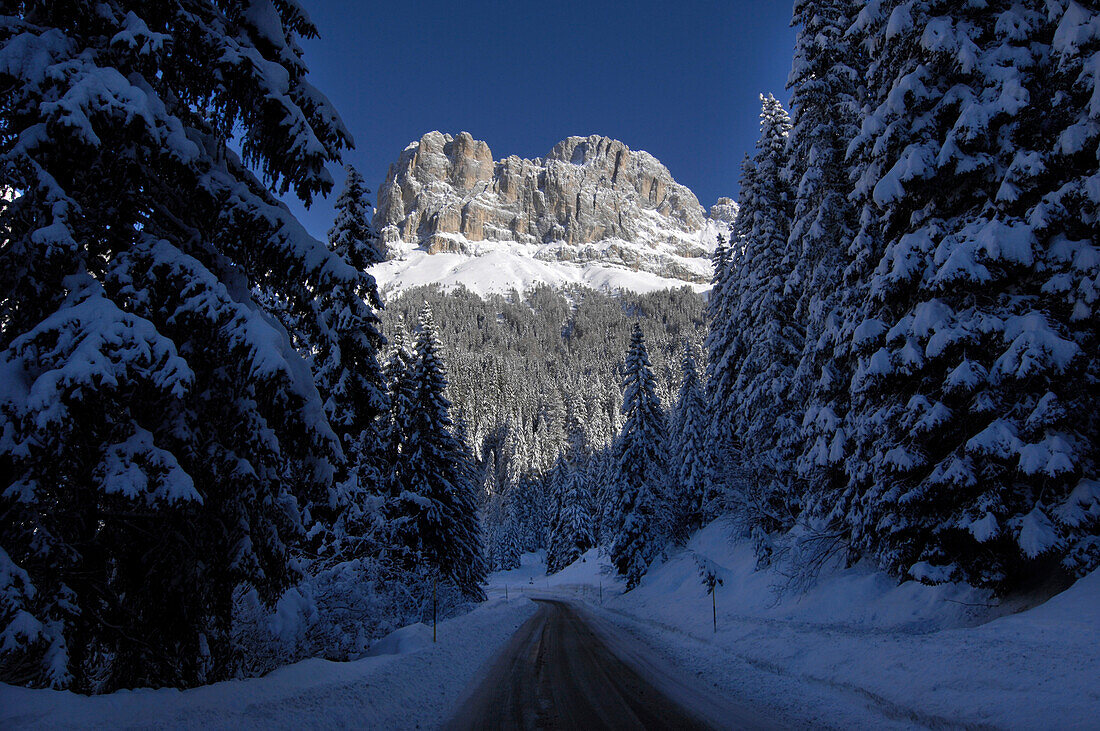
370, 131, 734, 295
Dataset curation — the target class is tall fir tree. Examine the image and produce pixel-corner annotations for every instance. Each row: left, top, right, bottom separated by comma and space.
785, 0, 865, 547
328, 165, 385, 267
546, 423, 594, 573
388, 306, 486, 598
672, 343, 711, 539
309, 171, 389, 561
839, 0, 1099, 590
498, 487, 524, 572
610, 324, 669, 589
704, 234, 741, 495
0, 0, 384, 691
718, 94, 801, 553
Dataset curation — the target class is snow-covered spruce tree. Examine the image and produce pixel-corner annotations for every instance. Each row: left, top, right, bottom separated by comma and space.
328, 165, 386, 268
672, 343, 711, 539
1043, 0, 1100, 577
546, 423, 594, 573
449, 413, 487, 594
382, 324, 415, 454
388, 306, 486, 598
499, 498, 525, 571
840, 1, 1099, 590
486, 467, 523, 572
610, 324, 670, 590
307, 164, 390, 561
0, 1, 387, 691
534, 391, 568, 474
703, 234, 742, 500
716, 94, 800, 556
512, 472, 545, 553
784, 0, 865, 551
483, 445, 502, 499
544, 457, 568, 574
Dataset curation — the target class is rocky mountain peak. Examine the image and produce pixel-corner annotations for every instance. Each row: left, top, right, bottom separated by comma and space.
376, 131, 711, 251
708, 197, 739, 226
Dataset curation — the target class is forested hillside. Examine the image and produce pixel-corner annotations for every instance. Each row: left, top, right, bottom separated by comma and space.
379, 284, 706, 572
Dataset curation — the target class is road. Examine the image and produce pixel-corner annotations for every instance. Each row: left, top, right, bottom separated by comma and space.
445, 598, 770, 730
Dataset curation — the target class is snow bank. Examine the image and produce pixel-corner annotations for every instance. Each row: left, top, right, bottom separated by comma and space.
0, 598, 537, 730
364, 622, 433, 657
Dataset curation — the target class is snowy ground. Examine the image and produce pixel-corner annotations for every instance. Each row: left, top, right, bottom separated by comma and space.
5, 526, 1096, 729
489, 524, 1100, 729
0, 598, 537, 730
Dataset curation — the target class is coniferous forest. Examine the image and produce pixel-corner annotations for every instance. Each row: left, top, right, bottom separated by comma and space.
1, 0, 1097, 714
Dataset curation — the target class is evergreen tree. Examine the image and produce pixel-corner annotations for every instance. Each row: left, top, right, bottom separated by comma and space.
841, 0, 1099, 590
785, 0, 865, 548
328, 165, 385, 267
715, 94, 800, 553
672, 343, 711, 538
383, 325, 416, 459
544, 457, 569, 574
546, 423, 594, 573
481, 450, 500, 508
388, 306, 486, 598
499, 493, 524, 571
308, 166, 389, 557
703, 235, 741, 502
0, 1, 377, 691
610, 324, 669, 589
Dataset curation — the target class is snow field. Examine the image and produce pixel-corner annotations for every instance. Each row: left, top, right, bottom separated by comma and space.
370, 237, 714, 299
0, 598, 538, 730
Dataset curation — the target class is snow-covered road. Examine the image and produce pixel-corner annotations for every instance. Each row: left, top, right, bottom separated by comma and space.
446, 597, 769, 730
5, 524, 1097, 729
486, 526, 1100, 730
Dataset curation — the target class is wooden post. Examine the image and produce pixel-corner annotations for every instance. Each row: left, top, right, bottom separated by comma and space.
599, 581, 603, 605
712, 587, 717, 633
505, 584, 509, 601
433, 574, 438, 643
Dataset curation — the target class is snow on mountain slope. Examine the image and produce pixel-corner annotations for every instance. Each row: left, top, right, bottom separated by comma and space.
370, 232, 720, 298
370, 131, 734, 296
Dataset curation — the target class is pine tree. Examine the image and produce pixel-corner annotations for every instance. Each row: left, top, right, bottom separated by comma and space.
546, 423, 594, 573
383, 324, 417, 459
785, 0, 865, 548
712, 94, 800, 553
610, 324, 669, 589
672, 343, 711, 539
449, 414, 488, 597
388, 306, 486, 598
310, 168, 389, 562
841, 1, 1099, 590
704, 235, 741, 501
328, 165, 385, 267
499, 493, 524, 571
544, 457, 569, 574
0, 1, 377, 691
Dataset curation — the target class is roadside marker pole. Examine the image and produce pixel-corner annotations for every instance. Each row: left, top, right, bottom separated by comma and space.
433, 575, 438, 643
712, 588, 717, 633
505, 585, 509, 601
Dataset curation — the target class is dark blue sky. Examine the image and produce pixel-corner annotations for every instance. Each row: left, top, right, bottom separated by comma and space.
286, 1, 797, 238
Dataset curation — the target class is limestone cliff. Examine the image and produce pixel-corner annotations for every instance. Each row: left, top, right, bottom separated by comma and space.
372, 132, 731, 291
